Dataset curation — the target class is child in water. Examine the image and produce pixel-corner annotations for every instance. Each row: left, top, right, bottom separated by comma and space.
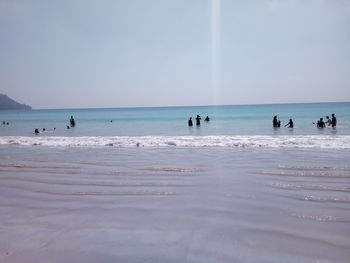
284, 119, 293, 128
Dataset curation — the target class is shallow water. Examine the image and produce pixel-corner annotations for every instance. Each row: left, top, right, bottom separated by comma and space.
0, 102, 349, 136
1, 146, 349, 262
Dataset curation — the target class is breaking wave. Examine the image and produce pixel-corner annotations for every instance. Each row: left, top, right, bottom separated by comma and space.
1, 135, 350, 149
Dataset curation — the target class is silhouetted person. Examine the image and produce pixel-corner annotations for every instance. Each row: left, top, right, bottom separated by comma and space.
70, 116, 75, 127
34, 128, 39, 134
331, 113, 337, 128
285, 119, 293, 128
188, 117, 193, 126
325, 116, 332, 126
42, 128, 46, 131
273, 116, 280, 128
196, 115, 201, 126
67, 125, 70, 129
2, 121, 5, 125
6, 122, 9, 125
204, 116, 210, 122
317, 118, 325, 128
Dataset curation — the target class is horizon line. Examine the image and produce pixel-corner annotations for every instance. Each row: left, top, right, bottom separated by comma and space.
30, 101, 350, 111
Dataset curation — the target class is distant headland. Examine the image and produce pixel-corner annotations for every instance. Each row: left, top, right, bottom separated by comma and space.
0, 94, 32, 110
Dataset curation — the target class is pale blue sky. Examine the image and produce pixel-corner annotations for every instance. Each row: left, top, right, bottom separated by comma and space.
1, 0, 350, 109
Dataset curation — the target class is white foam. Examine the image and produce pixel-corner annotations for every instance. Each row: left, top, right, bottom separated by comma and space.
1, 135, 350, 149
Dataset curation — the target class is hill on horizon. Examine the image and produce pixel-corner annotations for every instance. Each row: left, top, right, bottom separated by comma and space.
0, 94, 32, 110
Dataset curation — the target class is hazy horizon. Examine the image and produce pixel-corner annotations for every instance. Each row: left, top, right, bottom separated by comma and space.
7, 94, 350, 111
1, 0, 350, 109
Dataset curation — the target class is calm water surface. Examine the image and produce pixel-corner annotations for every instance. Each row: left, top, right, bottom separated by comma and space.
0, 102, 349, 136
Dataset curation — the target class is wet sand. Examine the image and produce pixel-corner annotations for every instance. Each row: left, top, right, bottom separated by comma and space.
1, 146, 349, 262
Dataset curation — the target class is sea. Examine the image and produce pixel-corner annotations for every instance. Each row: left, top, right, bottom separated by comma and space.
1, 102, 350, 262
0, 102, 350, 147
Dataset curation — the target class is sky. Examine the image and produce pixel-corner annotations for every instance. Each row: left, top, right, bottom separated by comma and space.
0, 0, 350, 109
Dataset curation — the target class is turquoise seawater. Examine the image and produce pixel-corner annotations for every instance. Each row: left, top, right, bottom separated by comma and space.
0, 102, 349, 137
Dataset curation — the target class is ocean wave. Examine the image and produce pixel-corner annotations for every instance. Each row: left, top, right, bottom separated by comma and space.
1, 135, 350, 149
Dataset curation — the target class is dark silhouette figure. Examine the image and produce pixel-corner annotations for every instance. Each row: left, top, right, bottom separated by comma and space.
188, 117, 193, 126
325, 116, 332, 126
6, 122, 9, 125
67, 125, 70, 129
285, 119, 293, 128
317, 118, 326, 128
204, 116, 210, 122
70, 116, 76, 127
331, 113, 337, 128
196, 115, 201, 126
2, 121, 5, 125
273, 116, 280, 128
34, 128, 39, 134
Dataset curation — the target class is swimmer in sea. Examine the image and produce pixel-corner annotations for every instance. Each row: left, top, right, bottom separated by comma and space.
284, 118, 294, 128
331, 113, 337, 128
317, 118, 325, 128
273, 116, 279, 128
70, 116, 76, 127
196, 115, 201, 126
188, 117, 193, 126
325, 116, 332, 126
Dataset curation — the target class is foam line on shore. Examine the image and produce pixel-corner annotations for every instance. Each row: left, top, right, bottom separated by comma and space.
1, 135, 350, 149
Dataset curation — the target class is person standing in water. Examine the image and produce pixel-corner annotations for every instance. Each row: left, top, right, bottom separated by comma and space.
70, 116, 76, 127
284, 119, 293, 128
331, 113, 337, 128
188, 117, 193, 127
273, 116, 280, 128
317, 118, 326, 128
204, 116, 210, 122
196, 115, 201, 126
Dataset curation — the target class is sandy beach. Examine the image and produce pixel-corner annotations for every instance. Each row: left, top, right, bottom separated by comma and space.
1, 146, 349, 262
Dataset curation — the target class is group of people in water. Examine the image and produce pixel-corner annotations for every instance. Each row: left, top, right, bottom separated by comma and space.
2, 121, 10, 125
34, 127, 56, 134
187, 113, 337, 129
67, 116, 75, 129
34, 116, 76, 134
29, 113, 338, 134
188, 115, 210, 126
273, 113, 337, 129
273, 116, 294, 128
315, 114, 337, 128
